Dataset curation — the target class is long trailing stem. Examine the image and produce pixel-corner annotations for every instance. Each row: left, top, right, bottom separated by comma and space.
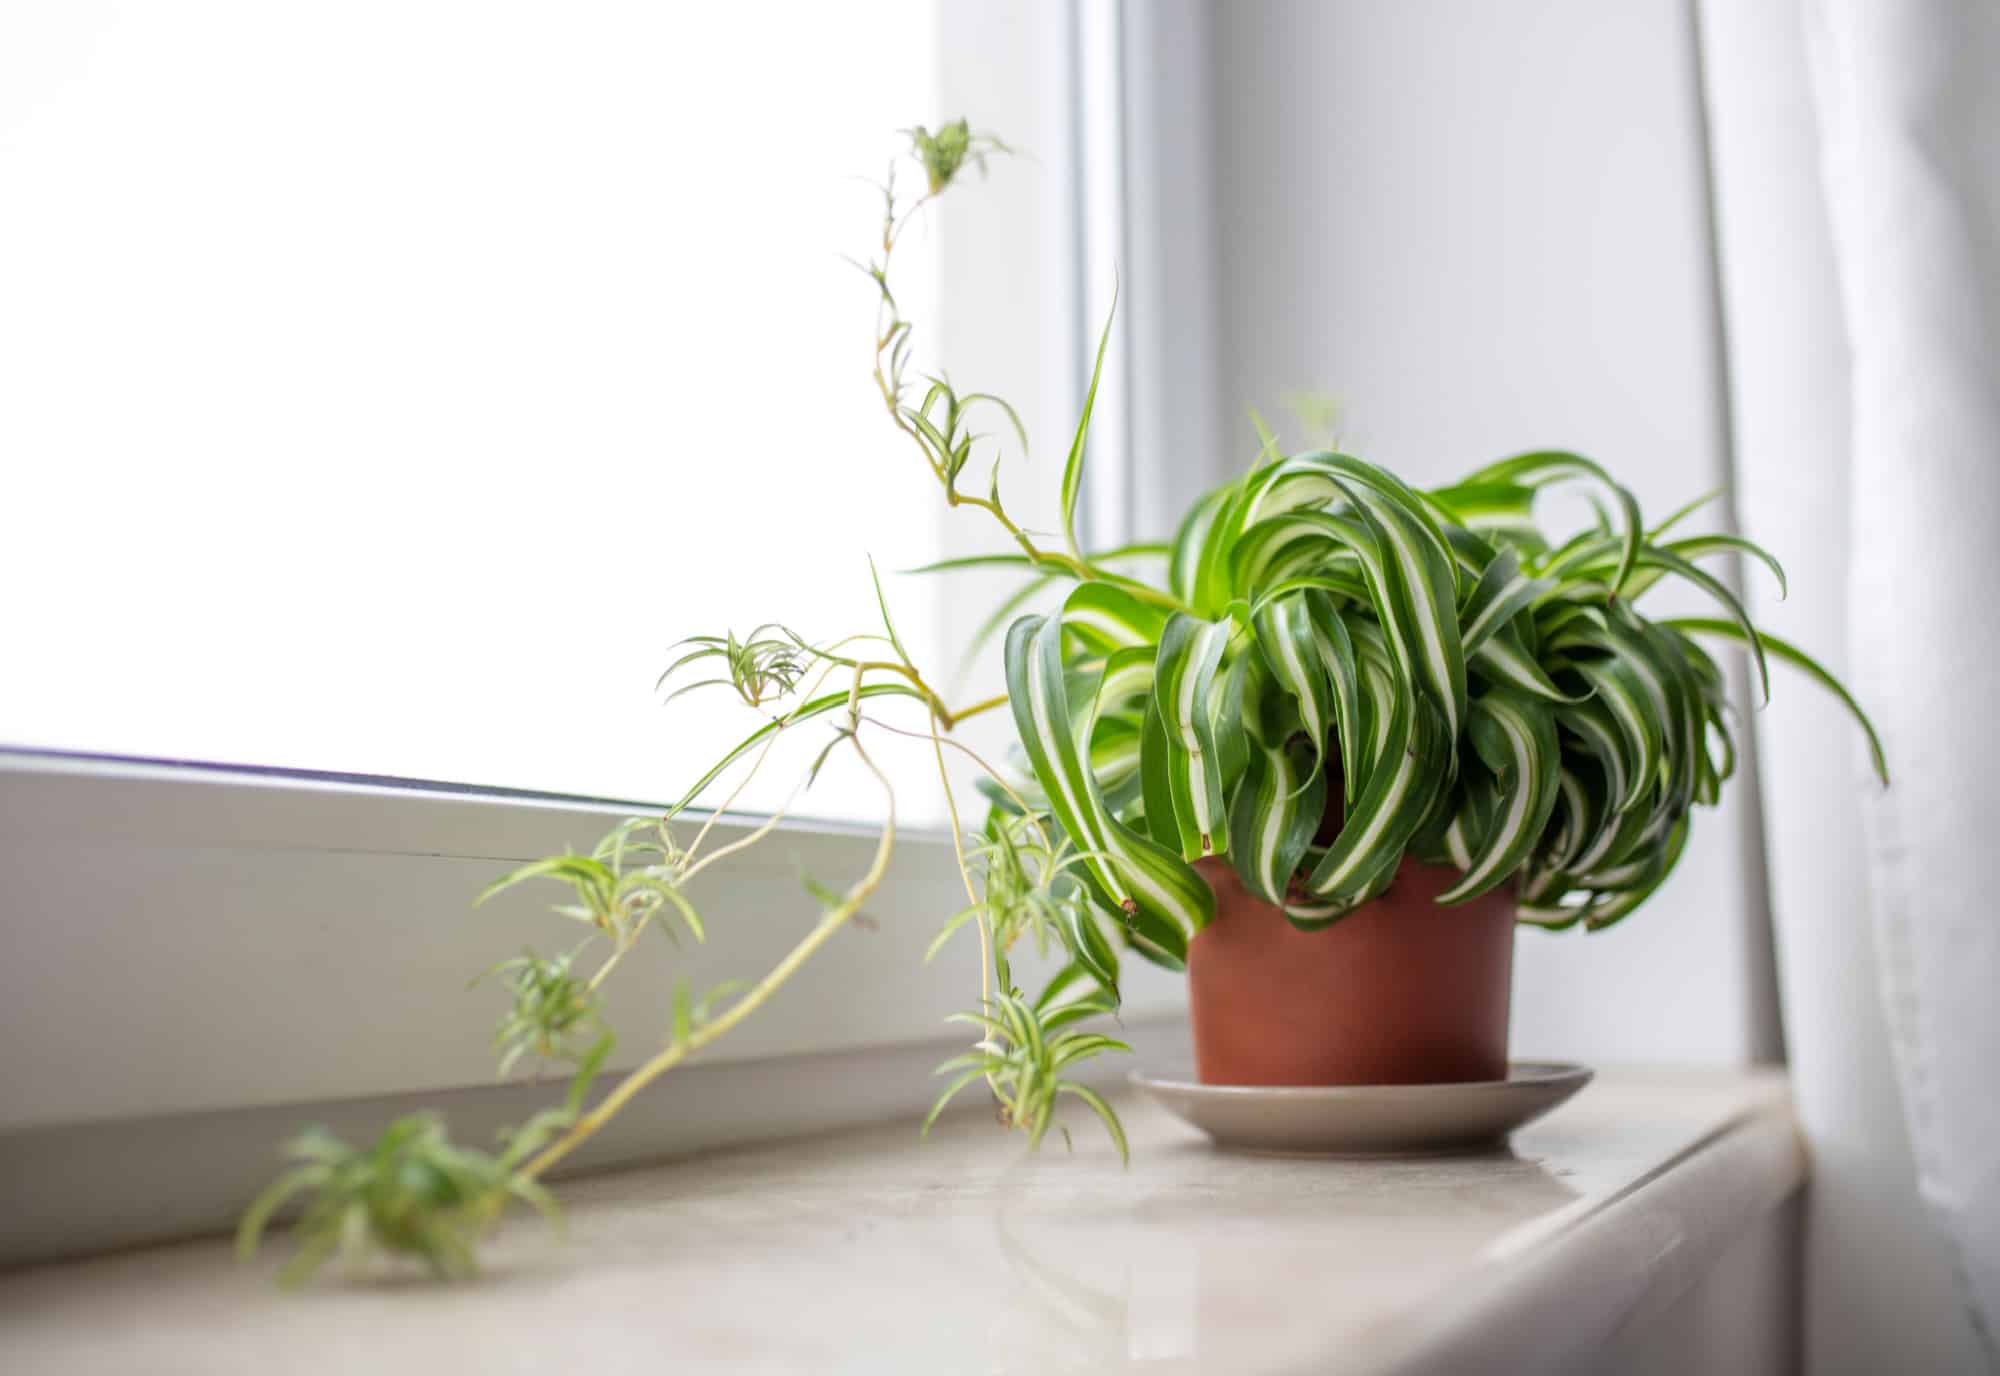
825, 656, 1007, 730
865, 144, 1190, 618
680, 656, 849, 855
925, 707, 1003, 1100
676, 791, 803, 888
242, 123, 1150, 1287
586, 942, 631, 994
862, 712, 1052, 853
522, 724, 899, 1184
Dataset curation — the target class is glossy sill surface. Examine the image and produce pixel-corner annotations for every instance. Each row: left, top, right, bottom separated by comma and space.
0, 1069, 1801, 1375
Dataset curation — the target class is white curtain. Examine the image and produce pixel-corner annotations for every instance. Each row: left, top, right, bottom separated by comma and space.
1810, 0, 2000, 1363
1701, 0, 2000, 1370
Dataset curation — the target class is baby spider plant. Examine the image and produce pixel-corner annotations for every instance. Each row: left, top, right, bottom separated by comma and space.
242, 116, 1884, 1284
241, 123, 1128, 1284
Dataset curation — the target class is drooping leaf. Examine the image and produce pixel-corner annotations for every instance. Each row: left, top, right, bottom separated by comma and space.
1666, 619, 1888, 783
1458, 450, 1643, 600
1063, 582, 1170, 656
1461, 546, 1553, 657
1437, 689, 1562, 903
1005, 601, 1214, 966
1227, 737, 1325, 904
1303, 692, 1450, 908
1151, 613, 1235, 859
1251, 592, 1334, 776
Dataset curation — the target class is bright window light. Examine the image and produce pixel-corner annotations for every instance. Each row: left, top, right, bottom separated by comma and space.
0, 2, 982, 821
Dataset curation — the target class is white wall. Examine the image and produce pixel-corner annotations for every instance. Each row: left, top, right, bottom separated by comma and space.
1199, 0, 1778, 1066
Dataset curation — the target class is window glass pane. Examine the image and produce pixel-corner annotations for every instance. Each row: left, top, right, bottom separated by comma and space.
1, 2, 1061, 822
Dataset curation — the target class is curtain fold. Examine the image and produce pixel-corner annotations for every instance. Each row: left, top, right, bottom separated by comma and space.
1805, 0, 2000, 1364
1700, 0, 1999, 1368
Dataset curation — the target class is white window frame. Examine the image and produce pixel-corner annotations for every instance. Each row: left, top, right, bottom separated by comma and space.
0, 2, 1231, 1262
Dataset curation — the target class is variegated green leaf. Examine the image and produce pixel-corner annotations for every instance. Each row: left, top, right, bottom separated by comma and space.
1251, 593, 1333, 775
1567, 655, 1663, 813
1580, 815, 1690, 932
1227, 738, 1326, 905
1427, 479, 1548, 554
1471, 623, 1578, 702
1571, 543, 1771, 701
1005, 603, 1214, 967
1459, 450, 1643, 598
1059, 899, 1121, 994
1307, 458, 1467, 736
1169, 484, 1233, 609
1304, 694, 1450, 902
1139, 699, 1181, 852
1461, 546, 1553, 656
1437, 689, 1561, 903
1094, 644, 1157, 718
1667, 618, 1888, 783
1308, 594, 1366, 803
1063, 582, 1170, 656
1618, 534, 1788, 602
1151, 613, 1234, 858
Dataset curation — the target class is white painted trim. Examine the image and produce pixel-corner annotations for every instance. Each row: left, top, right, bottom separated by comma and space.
0, 1070, 1803, 1359
1118, 0, 1230, 538
1069, 0, 1233, 549
1367, 1081, 1806, 1375
0, 752, 1188, 1135
0, 1010, 1193, 1265
0, 6, 1198, 1264
0, 7, 1177, 1146
1076, 0, 1135, 551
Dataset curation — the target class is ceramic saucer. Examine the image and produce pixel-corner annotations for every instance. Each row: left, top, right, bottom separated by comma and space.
1131, 1062, 1593, 1156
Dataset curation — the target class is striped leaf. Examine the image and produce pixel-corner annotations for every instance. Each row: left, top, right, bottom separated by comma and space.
1427, 479, 1549, 554
1306, 458, 1468, 736
1620, 534, 1788, 602
1580, 816, 1690, 932
1151, 613, 1234, 859
1567, 656, 1664, 812
1058, 900, 1121, 995
1575, 543, 1772, 701
1251, 592, 1333, 777
1471, 624, 1578, 702
1667, 618, 1888, 783
1063, 582, 1170, 656
1304, 694, 1451, 903
1437, 689, 1562, 903
1004, 606, 1214, 967
975, 415, 1881, 948
1309, 594, 1366, 802
1554, 697, 1635, 826
1246, 502, 1466, 743
1459, 450, 1643, 597
1461, 546, 1553, 656
1227, 738, 1326, 905
1094, 644, 1157, 718
1169, 484, 1232, 609
1138, 699, 1181, 852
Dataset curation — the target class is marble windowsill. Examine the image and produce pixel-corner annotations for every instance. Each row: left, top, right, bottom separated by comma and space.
0, 1070, 1801, 1375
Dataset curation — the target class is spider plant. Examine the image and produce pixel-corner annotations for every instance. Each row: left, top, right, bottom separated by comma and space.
974, 450, 1886, 953
236, 1108, 567, 1284
241, 117, 1882, 1284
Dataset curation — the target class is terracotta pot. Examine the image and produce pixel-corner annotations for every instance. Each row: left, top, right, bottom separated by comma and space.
1187, 855, 1515, 1086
